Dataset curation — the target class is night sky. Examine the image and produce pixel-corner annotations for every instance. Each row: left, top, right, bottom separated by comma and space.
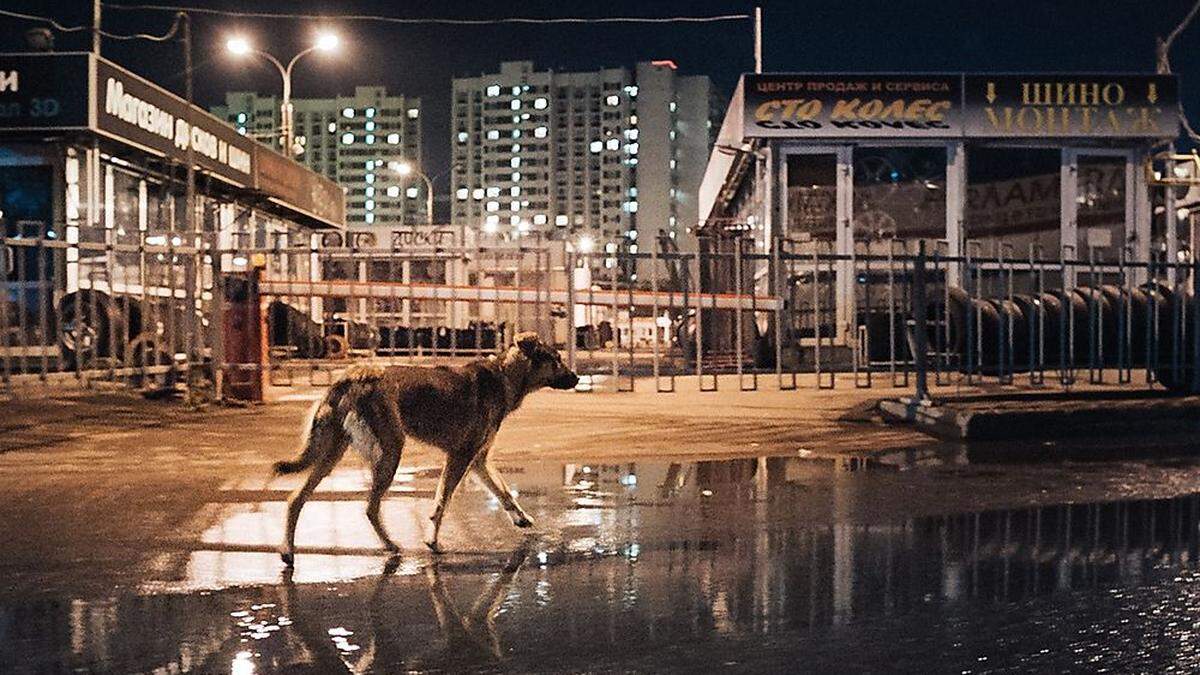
5, 0, 1200, 194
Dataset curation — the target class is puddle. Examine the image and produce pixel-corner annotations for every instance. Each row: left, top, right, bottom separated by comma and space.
7, 453, 1200, 672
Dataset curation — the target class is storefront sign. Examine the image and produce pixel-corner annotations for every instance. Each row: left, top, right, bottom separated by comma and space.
963, 74, 1178, 137
95, 60, 255, 184
744, 74, 962, 138
254, 147, 344, 228
0, 53, 89, 130
744, 73, 1179, 139
391, 228, 457, 249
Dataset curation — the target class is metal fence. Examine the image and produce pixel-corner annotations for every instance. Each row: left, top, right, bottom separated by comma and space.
3, 224, 1198, 398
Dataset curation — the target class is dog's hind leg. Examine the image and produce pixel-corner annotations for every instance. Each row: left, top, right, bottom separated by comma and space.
471, 460, 534, 528
280, 427, 348, 566
425, 452, 473, 553
353, 394, 406, 553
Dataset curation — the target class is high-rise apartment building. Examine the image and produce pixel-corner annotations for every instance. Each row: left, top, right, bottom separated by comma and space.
212, 87, 424, 228
451, 61, 718, 264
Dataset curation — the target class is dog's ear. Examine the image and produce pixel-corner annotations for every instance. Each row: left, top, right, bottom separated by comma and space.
514, 331, 540, 356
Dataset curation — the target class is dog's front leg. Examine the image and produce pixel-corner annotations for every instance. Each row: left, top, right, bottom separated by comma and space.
472, 461, 534, 528
426, 453, 472, 553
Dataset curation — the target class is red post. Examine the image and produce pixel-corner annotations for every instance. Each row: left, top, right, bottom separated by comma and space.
221, 268, 266, 402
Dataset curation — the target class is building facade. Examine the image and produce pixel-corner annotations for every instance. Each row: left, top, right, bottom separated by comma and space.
451, 60, 718, 274
212, 87, 423, 228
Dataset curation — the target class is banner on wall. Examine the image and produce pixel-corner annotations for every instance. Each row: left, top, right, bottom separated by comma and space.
744, 73, 1179, 139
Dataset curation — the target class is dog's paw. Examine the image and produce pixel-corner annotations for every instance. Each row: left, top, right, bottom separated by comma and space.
280, 551, 295, 567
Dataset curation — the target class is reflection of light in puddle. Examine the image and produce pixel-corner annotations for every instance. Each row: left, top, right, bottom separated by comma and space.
163, 551, 419, 591
232, 650, 255, 675
199, 501, 426, 551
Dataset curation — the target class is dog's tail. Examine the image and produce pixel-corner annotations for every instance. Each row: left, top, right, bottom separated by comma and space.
272, 385, 347, 475
272, 366, 388, 475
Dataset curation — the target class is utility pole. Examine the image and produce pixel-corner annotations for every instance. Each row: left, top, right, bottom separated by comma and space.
93, 0, 101, 55
754, 7, 763, 73
181, 12, 198, 385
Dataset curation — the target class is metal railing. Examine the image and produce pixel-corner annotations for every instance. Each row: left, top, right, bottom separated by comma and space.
3, 224, 1196, 398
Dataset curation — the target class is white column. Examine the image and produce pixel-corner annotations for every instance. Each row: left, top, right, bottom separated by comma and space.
1060, 149, 1079, 289
835, 146, 855, 344
945, 141, 966, 288
1131, 150, 1151, 285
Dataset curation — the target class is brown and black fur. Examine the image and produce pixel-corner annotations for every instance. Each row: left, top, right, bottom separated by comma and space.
273, 332, 579, 565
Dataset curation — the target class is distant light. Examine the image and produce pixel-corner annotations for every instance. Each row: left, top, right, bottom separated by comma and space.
226, 37, 251, 55
577, 235, 595, 254
482, 221, 498, 234
314, 32, 339, 52
1178, 207, 1191, 221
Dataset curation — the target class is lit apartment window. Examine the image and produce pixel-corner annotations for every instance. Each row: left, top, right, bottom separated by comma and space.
366, 199, 375, 210
328, 122, 337, 133
589, 141, 602, 153
342, 107, 354, 118
407, 108, 419, 119
670, 188, 677, 199
623, 201, 638, 213
630, 114, 638, 125
509, 201, 520, 211
366, 107, 376, 117
511, 215, 523, 226
387, 186, 401, 197
510, 99, 520, 111
511, 172, 520, 181
510, 157, 521, 168
669, 216, 677, 226
605, 138, 619, 151
534, 98, 548, 110
670, 159, 677, 169
669, 101, 677, 112
456, 188, 469, 200
237, 127, 246, 135
236, 112, 247, 123
388, 133, 400, 144
486, 187, 500, 197
510, 186, 520, 196
406, 187, 419, 198
366, 186, 375, 197
512, 129, 521, 139
486, 214, 500, 225
533, 214, 547, 225
486, 85, 500, 97
457, 132, 468, 143
555, 215, 568, 226
511, 86, 521, 96
669, 130, 676, 140
606, 95, 619, 106
365, 213, 375, 223
486, 201, 499, 212
365, 134, 375, 144
624, 85, 639, 97
534, 126, 547, 138
486, 130, 500, 140
366, 174, 375, 183
625, 129, 639, 140
341, 132, 354, 144
628, 187, 637, 197
366, 121, 376, 131
472, 188, 484, 200
626, 143, 639, 155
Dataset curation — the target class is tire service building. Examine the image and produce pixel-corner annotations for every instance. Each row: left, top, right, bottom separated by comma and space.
698, 72, 1182, 357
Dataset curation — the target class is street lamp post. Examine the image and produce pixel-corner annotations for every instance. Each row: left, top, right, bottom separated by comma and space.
226, 32, 338, 155
390, 160, 434, 225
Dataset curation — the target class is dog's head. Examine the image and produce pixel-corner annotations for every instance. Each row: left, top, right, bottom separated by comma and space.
512, 332, 579, 391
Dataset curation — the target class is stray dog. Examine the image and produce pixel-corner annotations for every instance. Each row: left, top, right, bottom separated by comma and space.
273, 332, 579, 564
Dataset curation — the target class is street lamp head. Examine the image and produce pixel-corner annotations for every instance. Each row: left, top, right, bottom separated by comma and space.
314, 32, 339, 52
577, 234, 596, 254
226, 36, 251, 55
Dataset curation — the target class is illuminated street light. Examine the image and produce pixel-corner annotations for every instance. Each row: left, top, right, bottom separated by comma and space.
225, 32, 340, 154
387, 160, 432, 224
577, 234, 596, 254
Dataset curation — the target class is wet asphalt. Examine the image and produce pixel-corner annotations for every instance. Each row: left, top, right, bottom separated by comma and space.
4, 390, 1200, 672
